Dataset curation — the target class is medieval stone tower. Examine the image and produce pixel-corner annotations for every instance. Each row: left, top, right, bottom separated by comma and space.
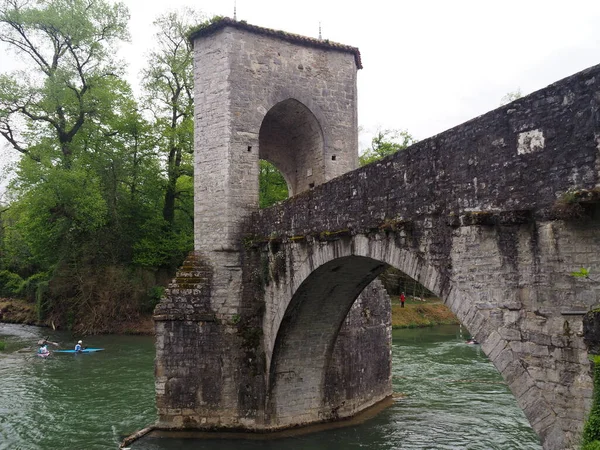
154, 18, 392, 431
192, 18, 361, 254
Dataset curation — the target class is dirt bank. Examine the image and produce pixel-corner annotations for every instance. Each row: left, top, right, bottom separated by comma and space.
1, 296, 457, 334
0, 298, 155, 335
0, 298, 38, 325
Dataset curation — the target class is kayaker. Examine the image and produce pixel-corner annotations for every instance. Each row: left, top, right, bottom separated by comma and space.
38, 344, 49, 356
74, 340, 83, 352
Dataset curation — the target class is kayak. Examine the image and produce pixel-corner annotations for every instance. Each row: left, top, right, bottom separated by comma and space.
53, 348, 105, 353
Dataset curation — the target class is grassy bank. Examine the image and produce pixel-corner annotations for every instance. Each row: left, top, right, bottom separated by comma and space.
391, 298, 459, 328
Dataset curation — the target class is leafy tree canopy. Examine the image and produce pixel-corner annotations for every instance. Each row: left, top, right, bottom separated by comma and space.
259, 160, 288, 208
0, 0, 130, 167
359, 129, 416, 166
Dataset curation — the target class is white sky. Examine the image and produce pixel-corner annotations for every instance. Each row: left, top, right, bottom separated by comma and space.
1, 0, 600, 154
121, 0, 600, 145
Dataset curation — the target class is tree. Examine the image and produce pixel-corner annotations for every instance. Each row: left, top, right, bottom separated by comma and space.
0, 0, 130, 168
259, 160, 288, 208
359, 129, 416, 166
0, 0, 132, 272
142, 8, 201, 228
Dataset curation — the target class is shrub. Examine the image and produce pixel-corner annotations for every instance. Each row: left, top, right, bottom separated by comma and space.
583, 356, 600, 446
143, 286, 165, 313
0, 341, 5, 351
22, 272, 50, 303
0, 270, 24, 297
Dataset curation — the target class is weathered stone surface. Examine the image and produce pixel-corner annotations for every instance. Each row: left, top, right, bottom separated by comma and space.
153, 17, 600, 450
252, 221, 598, 450
155, 17, 391, 436
583, 310, 600, 354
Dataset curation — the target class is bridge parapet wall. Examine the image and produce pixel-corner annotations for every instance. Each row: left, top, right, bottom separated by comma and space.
250, 63, 600, 239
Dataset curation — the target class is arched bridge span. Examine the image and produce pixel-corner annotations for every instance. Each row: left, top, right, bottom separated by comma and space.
256, 226, 599, 449
153, 17, 600, 450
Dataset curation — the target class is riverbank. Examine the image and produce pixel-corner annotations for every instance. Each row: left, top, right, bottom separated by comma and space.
391, 298, 459, 328
1, 296, 457, 334
0, 298, 154, 335
0, 298, 37, 325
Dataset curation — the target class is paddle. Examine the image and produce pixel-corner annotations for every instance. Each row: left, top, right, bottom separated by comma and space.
37, 337, 59, 347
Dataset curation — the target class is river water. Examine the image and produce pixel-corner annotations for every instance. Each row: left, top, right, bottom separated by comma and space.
0, 323, 541, 450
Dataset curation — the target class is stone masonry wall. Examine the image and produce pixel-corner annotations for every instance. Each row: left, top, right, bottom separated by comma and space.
323, 280, 392, 420
158, 19, 600, 450
247, 63, 600, 450
154, 19, 391, 437
193, 23, 360, 255
254, 222, 600, 450
251, 63, 600, 241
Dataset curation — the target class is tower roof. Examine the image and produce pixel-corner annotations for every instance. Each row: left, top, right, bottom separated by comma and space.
188, 17, 363, 69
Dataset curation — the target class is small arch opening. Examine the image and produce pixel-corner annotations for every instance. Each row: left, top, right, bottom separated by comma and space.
259, 98, 325, 197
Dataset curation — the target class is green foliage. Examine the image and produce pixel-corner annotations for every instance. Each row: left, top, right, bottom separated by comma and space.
35, 280, 49, 322
0, 340, 5, 351
259, 160, 288, 208
359, 129, 416, 166
0, 0, 130, 166
0, 270, 23, 296
5, 165, 108, 268
583, 355, 600, 447
0, 1, 194, 331
132, 216, 192, 269
21, 272, 50, 303
573, 267, 591, 278
142, 9, 199, 229
143, 286, 165, 313
187, 15, 225, 37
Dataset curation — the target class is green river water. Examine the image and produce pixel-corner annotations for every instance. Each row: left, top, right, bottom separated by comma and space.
0, 323, 541, 450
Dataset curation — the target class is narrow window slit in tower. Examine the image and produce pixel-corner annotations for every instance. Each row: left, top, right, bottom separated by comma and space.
247, 146, 252, 152
331, 155, 336, 161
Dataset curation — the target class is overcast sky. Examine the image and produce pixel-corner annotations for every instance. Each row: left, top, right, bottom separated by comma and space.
2, 0, 600, 151
119, 0, 600, 144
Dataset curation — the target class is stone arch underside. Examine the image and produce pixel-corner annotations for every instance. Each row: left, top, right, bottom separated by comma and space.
259, 98, 325, 196
267, 255, 387, 425
264, 233, 567, 449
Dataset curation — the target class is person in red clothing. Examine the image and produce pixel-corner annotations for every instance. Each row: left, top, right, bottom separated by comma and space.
400, 292, 405, 308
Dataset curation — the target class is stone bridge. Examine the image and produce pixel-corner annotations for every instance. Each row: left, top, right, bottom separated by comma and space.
153, 18, 600, 450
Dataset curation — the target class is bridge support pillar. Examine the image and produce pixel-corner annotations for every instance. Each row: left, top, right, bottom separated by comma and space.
153, 17, 392, 434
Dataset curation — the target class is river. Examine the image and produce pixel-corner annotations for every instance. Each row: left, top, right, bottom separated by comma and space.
0, 323, 541, 449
